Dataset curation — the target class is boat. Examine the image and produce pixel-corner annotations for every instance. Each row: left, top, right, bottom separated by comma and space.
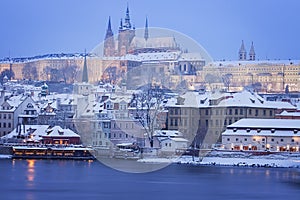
11, 145, 95, 160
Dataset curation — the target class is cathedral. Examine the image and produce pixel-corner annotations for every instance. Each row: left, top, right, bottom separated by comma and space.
238, 40, 256, 61
103, 5, 180, 57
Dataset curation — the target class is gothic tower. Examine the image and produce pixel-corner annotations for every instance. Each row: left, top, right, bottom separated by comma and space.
238, 40, 247, 61
82, 50, 89, 83
249, 41, 256, 61
144, 17, 149, 41
118, 5, 135, 56
103, 16, 115, 57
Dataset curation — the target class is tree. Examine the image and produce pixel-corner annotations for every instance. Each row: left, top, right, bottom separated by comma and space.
222, 73, 233, 91
22, 64, 38, 80
205, 73, 221, 91
0, 69, 15, 84
131, 85, 165, 147
61, 65, 78, 83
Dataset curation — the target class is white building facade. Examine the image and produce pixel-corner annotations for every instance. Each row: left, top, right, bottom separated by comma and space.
222, 118, 300, 152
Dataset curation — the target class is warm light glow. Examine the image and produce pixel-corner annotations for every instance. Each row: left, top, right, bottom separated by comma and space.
27, 160, 36, 185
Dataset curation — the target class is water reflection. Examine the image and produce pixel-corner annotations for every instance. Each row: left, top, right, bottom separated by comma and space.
26, 160, 35, 187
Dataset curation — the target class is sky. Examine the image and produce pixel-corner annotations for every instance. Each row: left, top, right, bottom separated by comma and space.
0, 0, 299, 61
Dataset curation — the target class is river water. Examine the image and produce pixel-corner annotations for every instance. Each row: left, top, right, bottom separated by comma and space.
0, 159, 299, 200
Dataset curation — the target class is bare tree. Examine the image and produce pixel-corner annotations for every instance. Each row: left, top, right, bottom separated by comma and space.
61, 65, 78, 83
0, 69, 15, 84
131, 85, 165, 147
22, 64, 38, 80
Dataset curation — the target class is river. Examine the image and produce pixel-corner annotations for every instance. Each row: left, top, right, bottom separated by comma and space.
0, 159, 299, 200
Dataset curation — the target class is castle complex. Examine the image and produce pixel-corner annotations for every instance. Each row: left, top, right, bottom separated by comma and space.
0, 5, 300, 93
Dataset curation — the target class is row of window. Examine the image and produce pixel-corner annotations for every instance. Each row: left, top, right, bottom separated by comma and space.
0, 113, 12, 119
227, 137, 298, 143
169, 108, 273, 117
170, 117, 241, 127
0, 122, 12, 128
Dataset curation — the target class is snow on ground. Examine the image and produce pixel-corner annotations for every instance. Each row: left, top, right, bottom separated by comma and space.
0, 155, 12, 159
138, 152, 300, 168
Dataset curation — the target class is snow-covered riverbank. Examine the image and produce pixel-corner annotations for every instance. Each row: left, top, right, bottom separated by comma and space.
138, 151, 300, 168
0, 155, 12, 159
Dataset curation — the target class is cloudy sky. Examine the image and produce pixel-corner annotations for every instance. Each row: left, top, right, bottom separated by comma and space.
0, 0, 299, 61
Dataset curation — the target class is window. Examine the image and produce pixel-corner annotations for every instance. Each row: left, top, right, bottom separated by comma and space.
227, 138, 230, 141
174, 118, 178, 126
3, 114, 6, 119
3, 123, 6, 128
229, 109, 232, 115
205, 109, 209, 115
249, 109, 252, 115
263, 110, 266, 116
236, 138, 238, 142
271, 138, 274, 142
8, 123, 11, 128
255, 109, 259, 116
253, 138, 256, 141
244, 138, 247, 141
235, 109, 238, 115
291, 139, 294, 142
281, 139, 284, 142
269, 110, 273, 116
262, 138, 265, 142
240, 109, 243, 115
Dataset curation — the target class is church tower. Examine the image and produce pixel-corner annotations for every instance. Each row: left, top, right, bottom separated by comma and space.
82, 50, 89, 83
249, 41, 256, 61
144, 17, 149, 41
118, 5, 135, 56
103, 16, 115, 57
238, 40, 247, 61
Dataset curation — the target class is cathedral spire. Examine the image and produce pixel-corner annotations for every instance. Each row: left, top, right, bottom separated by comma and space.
123, 4, 131, 29
105, 16, 114, 40
249, 41, 256, 61
82, 50, 88, 83
238, 40, 247, 60
144, 17, 149, 40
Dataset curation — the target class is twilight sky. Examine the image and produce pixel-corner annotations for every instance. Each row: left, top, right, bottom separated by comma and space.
0, 0, 299, 61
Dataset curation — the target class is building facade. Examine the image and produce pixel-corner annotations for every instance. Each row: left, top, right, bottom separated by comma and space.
221, 118, 300, 152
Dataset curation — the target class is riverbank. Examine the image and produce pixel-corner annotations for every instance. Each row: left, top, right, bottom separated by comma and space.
138, 151, 300, 168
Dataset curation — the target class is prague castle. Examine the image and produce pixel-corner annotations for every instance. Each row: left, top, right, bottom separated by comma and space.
0, 5, 300, 93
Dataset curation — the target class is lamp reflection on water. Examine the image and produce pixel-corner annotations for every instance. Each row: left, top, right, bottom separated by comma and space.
26, 160, 35, 185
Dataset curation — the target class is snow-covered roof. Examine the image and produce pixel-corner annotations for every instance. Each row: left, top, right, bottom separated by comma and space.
223, 118, 300, 137
1, 125, 80, 141
276, 110, 300, 117
208, 59, 300, 67
178, 53, 204, 61
154, 130, 183, 137
166, 90, 296, 109
130, 36, 178, 49
45, 126, 80, 138
227, 118, 300, 129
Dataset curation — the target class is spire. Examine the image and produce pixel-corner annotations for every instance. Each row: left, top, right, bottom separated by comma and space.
238, 40, 247, 60
105, 16, 114, 40
144, 17, 149, 40
119, 18, 123, 30
82, 50, 88, 83
249, 41, 256, 61
123, 4, 131, 29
